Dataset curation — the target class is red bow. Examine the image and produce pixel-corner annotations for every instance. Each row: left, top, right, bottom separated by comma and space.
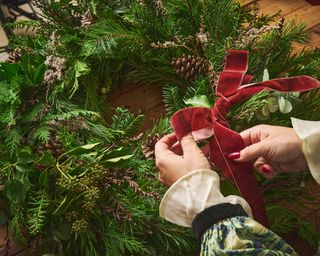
170, 50, 320, 227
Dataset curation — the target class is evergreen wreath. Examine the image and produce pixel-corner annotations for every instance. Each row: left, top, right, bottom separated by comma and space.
0, 0, 320, 255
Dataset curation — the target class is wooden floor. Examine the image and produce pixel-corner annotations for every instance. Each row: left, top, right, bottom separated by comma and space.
240, 0, 320, 51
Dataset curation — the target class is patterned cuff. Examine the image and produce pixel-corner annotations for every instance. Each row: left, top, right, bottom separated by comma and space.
192, 203, 247, 241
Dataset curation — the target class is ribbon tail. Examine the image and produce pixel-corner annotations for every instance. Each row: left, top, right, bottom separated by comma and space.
211, 121, 269, 227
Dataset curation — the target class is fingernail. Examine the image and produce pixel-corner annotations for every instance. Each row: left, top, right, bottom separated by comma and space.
228, 152, 240, 160
262, 166, 271, 174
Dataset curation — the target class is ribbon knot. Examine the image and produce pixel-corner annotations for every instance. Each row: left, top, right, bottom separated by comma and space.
170, 50, 320, 227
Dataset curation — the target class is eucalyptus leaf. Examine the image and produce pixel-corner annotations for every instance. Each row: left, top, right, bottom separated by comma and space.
262, 104, 270, 116
255, 109, 270, 121
279, 97, 293, 114
262, 68, 269, 81
268, 97, 279, 113
183, 95, 211, 108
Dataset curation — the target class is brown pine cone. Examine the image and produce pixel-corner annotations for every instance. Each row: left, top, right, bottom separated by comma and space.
171, 54, 208, 81
141, 134, 161, 159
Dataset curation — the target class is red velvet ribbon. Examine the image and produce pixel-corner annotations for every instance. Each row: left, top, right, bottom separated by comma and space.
170, 50, 320, 227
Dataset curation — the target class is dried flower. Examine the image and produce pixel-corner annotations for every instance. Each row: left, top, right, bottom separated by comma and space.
44, 55, 66, 85
69, 0, 79, 6
81, 9, 93, 27
236, 25, 278, 48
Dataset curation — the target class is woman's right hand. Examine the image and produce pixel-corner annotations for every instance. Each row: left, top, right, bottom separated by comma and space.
228, 125, 308, 178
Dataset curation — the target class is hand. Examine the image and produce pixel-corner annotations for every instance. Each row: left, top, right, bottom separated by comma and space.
228, 125, 308, 178
155, 133, 211, 186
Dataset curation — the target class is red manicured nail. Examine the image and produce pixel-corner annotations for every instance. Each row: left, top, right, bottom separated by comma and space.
262, 166, 271, 174
228, 152, 240, 160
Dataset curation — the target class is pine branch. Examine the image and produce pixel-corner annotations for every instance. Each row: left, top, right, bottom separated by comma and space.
27, 192, 50, 235
111, 108, 144, 137
163, 84, 184, 116
33, 126, 51, 144
4, 129, 22, 156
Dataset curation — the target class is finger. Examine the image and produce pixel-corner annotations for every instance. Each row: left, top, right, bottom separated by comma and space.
171, 141, 183, 155
155, 133, 178, 158
253, 157, 276, 179
235, 140, 271, 162
260, 164, 277, 179
180, 134, 202, 158
240, 125, 269, 147
158, 174, 165, 184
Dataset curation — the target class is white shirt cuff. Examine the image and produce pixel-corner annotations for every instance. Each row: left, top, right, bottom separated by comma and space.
159, 169, 252, 227
292, 118, 320, 184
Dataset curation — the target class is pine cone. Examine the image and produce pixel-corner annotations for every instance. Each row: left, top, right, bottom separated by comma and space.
81, 9, 93, 27
142, 134, 161, 159
36, 134, 64, 159
6, 47, 32, 63
171, 54, 208, 81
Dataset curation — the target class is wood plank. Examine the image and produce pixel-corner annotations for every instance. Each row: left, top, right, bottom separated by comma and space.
285, 5, 320, 29
239, 0, 254, 6
258, 0, 308, 17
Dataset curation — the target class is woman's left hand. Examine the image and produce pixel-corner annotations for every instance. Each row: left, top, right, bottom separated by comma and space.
155, 133, 211, 186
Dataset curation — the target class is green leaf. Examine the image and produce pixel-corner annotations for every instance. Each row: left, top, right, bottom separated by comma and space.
52, 222, 71, 241
262, 68, 270, 81
22, 53, 30, 71
6, 179, 26, 204
34, 63, 46, 84
183, 95, 211, 108
53, 194, 75, 215
66, 142, 100, 156
39, 171, 49, 189
16, 163, 35, 173
101, 154, 134, 168
17, 151, 36, 164
69, 60, 90, 98
106, 154, 133, 162
1, 63, 20, 82
103, 147, 130, 159
37, 151, 55, 165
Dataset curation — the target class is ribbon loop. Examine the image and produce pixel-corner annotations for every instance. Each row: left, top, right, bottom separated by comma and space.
170, 50, 320, 227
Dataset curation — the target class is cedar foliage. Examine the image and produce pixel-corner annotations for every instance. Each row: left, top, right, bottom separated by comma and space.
0, 0, 320, 255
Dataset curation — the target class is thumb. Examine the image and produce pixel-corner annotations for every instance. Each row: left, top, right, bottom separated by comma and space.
235, 141, 271, 162
180, 134, 201, 157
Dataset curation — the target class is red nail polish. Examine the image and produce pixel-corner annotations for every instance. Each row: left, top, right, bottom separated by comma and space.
228, 152, 240, 160
262, 166, 271, 174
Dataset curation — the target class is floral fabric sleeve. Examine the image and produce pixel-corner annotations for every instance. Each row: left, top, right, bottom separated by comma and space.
200, 216, 298, 256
